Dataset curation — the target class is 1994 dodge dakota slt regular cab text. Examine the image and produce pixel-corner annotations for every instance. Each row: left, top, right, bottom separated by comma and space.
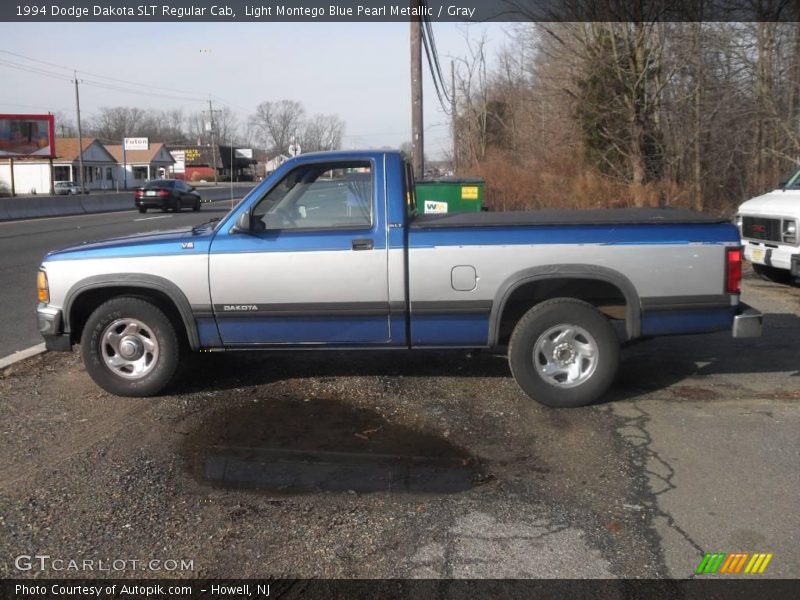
35, 151, 763, 408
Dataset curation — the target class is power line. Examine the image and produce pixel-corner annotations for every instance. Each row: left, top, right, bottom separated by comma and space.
422, 4, 452, 103
421, 25, 450, 115
0, 56, 209, 104
0, 58, 72, 82
0, 49, 212, 101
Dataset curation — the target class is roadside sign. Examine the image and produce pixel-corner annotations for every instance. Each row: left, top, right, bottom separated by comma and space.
0, 114, 55, 158
171, 150, 186, 173
124, 137, 149, 151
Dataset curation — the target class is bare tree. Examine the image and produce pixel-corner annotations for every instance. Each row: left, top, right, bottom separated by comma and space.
53, 111, 77, 138
90, 107, 151, 141
298, 113, 345, 152
250, 100, 305, 154
214, 105, 239, 144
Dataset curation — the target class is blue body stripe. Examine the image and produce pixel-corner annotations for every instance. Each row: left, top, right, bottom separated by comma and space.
196, 318, 223, 347
411, 314, 490, 346
215, 316, 392, 345
641, 308, 736, 336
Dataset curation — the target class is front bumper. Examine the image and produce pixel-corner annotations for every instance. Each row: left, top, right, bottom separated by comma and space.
743, 241, 796, 271
732, 302, 763, 338
37, 304, 72, 351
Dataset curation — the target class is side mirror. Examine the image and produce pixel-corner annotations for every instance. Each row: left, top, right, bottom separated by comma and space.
231, 210, 252, 234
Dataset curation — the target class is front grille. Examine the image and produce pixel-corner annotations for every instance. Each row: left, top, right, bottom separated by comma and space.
742, 216, 782, 243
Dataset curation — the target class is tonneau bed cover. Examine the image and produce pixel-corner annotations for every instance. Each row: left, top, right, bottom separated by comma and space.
410, 208, 728, 228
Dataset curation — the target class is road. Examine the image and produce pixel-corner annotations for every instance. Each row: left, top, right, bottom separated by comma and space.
0, 272, 797, 580
0, 185, 253, 358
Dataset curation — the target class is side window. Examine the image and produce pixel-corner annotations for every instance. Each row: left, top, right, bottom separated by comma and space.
252, 161, 373, 231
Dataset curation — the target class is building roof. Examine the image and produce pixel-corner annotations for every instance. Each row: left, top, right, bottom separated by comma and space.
52, 137, 98, 161
105, 142, 174, 165
0, 137, 116, 165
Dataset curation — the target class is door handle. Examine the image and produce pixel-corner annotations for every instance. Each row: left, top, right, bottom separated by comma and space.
352, 238, 374, 251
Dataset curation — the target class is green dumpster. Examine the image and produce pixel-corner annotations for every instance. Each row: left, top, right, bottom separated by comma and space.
415, 178, 484, 214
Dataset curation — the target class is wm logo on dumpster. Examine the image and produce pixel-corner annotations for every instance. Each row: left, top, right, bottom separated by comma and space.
696, 552, 773, 574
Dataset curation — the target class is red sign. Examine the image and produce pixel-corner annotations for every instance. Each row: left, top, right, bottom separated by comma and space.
0, 113, 55, 158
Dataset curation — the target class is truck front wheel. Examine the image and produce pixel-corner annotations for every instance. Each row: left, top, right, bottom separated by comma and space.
508, 298, 619, 408
80, 297, 182, 397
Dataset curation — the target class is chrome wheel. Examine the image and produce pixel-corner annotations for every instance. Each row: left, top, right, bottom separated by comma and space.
533, 324, 598, 388
100, 318, 159, 379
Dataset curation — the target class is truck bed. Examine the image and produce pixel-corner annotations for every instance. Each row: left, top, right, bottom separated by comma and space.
410, 208, 728, 228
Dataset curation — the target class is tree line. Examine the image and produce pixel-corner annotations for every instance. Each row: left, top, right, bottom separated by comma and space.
54, 100, 344, 156
452, 21, 800, 215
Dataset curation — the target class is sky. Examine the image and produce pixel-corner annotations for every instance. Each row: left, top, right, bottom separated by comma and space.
0, 22, 507, 159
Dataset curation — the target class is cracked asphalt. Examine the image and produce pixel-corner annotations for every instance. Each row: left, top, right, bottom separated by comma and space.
0, 271, 797, 579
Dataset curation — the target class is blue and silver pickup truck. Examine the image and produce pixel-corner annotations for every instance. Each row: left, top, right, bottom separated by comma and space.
36, 150, 762, 408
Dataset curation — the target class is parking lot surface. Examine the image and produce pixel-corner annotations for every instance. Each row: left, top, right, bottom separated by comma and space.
0, 272, 797, 579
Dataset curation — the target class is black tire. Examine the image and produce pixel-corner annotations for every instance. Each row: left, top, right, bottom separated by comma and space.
80, 297, 182, 397
752, 262, 791, 284
193, 200, 201, 211
138, 207, 146, 214
508, 298, 620, 408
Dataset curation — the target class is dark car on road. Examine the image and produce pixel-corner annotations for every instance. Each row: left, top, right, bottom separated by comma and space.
135, 180, 201, 213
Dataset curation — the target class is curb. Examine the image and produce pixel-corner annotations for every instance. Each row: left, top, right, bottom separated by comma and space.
0, 343, 47, 370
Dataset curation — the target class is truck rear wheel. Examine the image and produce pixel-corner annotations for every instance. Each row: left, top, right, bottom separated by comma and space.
80, 297, 181, 397
508, 298, 619, 408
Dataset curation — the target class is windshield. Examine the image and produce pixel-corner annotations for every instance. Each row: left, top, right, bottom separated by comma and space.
782, 169, 800, 188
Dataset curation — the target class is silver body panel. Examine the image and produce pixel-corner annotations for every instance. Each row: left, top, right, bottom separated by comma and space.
407, 243, 731, 304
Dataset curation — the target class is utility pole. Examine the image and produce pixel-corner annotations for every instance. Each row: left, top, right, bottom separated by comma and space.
73, 70, 85, 191
451, 59, 457, 174
410, 0, 424, 178
207, 98, 219, 186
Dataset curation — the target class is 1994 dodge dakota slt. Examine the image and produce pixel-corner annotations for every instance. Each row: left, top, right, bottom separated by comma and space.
36, 151, 763, 408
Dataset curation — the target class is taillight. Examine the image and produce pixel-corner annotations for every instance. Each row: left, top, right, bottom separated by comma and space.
726, 247, 742, 294
158, 190, 169, 197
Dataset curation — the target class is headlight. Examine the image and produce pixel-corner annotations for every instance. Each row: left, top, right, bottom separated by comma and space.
783, 220, 797, 245
37, 269, 49, 303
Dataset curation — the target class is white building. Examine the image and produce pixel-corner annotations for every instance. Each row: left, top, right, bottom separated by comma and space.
106, 143, 175, 189
0, 137, 118, 194
265, 154, 289, 174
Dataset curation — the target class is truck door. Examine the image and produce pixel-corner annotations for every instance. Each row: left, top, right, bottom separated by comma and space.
208, 159, 390, 345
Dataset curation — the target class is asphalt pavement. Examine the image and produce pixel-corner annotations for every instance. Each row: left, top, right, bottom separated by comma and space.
0, 274, 797, 580
0, 185, 253, 357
